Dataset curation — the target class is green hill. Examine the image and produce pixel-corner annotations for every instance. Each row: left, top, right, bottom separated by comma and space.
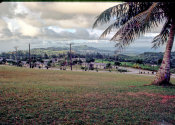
28, 45, 113, 55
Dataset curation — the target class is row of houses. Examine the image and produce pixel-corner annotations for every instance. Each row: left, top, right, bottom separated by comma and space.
0, 57, 86, 67
0, 57, 113, 69
81, 62, 117, 69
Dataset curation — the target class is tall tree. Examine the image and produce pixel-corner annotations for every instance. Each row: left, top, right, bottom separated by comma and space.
93, 2, 175, 86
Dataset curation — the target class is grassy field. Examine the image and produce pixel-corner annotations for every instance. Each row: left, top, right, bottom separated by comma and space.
0, 66, 175, 124
121, 62, 160, 71
95, 59, 115, 65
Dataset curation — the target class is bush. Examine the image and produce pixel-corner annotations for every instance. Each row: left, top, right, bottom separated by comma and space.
81, 67, 85, 70
89, 64, 94, 70
117, 68, 128, 72
114, 61, 121, 66
106, 63, 112, 69
133, 63, 140, 69
81, 67, 88, 71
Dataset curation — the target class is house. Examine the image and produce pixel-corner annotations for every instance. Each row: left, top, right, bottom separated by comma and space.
0, 57, 3, 63
82, 62, 106, 69
6, 59, 16, 65
82, 62, 88, 67
34, 61, 44, 68
51, 58, 58, 63
72, 58, 86, 62
21, 61, 28, 67
43, 59, 50, 66
91, 62, 106, 69
6, 59, 15, 62
51, 58, 64, 63
21, 61, 27, 65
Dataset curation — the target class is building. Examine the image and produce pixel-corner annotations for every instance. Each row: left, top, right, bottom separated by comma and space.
91, 62, 106, 69
21, 61, 28, 67
43, 59, 50, 66
82, 62, 106, 69
72, 58, 86, 62
0, 57, 3, 63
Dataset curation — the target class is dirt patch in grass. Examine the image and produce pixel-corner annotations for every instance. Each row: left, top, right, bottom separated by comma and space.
128, 86, 136, 87
0, 70, 36, 79
0, 71, 14, 78
127, 92, 175, 103
160, 95, 175, 103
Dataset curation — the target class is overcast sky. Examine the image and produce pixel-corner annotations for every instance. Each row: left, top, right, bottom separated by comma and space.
0, 2, 169, 53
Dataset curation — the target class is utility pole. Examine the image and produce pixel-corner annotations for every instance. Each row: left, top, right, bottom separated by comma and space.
70, 43, 72, 71
114, 50, 120, 61
29, 43, 31, 68
66, 43, 74, 70
14, 46, 18, 61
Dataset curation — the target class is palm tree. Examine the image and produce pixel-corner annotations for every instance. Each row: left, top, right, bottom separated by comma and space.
93, 2, 175, 86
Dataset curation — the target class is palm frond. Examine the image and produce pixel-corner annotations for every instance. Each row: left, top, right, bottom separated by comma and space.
93, 2, 155, 29
152, 19, 171, 49
99, 18, 121, 38
96, 2, 154, 38
93, 2, 129, 29
111, 2, 165, 49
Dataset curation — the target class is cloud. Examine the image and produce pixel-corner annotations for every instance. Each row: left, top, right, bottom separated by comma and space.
40, 27, 97, 40
1, 28, 13, 37
57, 16, 90, 28
0, 2, 120, 41
0, 19, 8, 33
0, 2, 168, 53
17, 19, 40, 37
23, 2, 122, 18
2, 17, 40, 37
0, 2, 17, 18
22, 2, 121, 29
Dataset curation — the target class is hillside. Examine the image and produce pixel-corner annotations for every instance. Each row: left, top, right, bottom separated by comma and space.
29, 45, 114, 55
2, 45, 175, 66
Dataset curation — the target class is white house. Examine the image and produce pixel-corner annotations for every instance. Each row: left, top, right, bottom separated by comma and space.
82, 62, 106, 69
0, 57, 3, 62
43, 59, 51, 66
72, 58, 86, 62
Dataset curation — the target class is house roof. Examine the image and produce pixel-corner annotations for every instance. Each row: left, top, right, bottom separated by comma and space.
43, 59, 50, 62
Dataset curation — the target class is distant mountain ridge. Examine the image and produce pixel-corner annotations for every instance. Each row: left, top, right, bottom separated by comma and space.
2, 45, 175, 65
30, 45, 114, 55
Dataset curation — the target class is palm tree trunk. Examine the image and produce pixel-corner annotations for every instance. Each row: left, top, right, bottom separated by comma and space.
152, 23, 175, 86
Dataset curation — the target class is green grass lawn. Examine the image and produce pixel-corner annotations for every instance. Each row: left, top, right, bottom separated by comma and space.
121, 62, 160, 71
0, 66, 175, 124
95, 59, 115, 65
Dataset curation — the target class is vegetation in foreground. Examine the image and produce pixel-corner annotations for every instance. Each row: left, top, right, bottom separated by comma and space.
0, 66, 175, 124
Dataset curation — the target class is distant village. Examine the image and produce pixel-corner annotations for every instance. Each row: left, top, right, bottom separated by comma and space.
0, 56, 116, 71
2, 46, 175, 73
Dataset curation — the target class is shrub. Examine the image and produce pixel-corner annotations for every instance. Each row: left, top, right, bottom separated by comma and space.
118, 68, 128, 72
133, 63, 140, 69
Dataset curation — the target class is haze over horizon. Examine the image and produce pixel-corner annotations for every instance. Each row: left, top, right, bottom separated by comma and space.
0, 2, 173, 54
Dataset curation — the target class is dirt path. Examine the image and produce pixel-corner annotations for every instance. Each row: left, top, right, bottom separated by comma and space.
48, 66, 175, 78
122, 67, 175, 78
